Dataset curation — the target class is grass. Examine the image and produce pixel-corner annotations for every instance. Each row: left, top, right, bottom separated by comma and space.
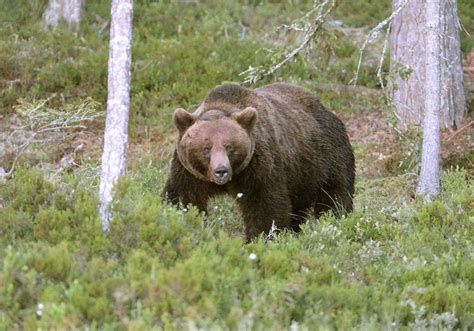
0, 0, 473, 329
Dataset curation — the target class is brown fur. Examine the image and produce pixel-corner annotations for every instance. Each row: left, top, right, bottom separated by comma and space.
162, 83, 355, 241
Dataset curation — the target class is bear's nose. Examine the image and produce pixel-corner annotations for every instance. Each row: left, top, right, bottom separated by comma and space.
214, 166, 229, 179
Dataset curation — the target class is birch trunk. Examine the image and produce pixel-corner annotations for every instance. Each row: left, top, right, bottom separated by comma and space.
416, 0, 441, 199
43, 0, 84, 28
390, 0, 465, 130
99, 0, 133, 231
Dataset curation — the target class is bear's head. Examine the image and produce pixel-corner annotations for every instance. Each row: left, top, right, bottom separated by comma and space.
173, 107, 258, 185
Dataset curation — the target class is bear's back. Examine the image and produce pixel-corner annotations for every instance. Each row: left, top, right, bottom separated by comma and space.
198, 83, 322, 118
255, 83, 326, 116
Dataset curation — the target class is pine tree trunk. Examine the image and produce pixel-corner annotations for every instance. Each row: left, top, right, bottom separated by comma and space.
43, 0, 84, 28
440, 2, 465, 128
416, 0, 441, 199
390, 0, 465, 130
99, 0, 133, 231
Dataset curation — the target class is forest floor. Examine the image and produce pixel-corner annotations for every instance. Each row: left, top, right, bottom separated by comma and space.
0, 85, 471, 181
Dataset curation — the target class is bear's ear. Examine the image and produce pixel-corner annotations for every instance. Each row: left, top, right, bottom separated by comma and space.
173, 108, 195, 134
232, 107, 257, 132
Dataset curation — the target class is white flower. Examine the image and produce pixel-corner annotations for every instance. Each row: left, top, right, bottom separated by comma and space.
37, 303, 44, 317
236, 193, 243, 199
249, 253, 257, 260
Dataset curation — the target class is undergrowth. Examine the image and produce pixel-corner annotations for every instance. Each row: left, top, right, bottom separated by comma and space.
0, 167, 472, 330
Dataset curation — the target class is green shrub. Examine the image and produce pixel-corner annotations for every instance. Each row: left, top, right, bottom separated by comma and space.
0, 166, 473, 329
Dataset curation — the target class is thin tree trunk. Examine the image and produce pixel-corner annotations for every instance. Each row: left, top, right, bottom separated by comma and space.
390, 0, 465, 130
99, 0, 133, 231
417, 0, 441, 199
43, 0, 84, 28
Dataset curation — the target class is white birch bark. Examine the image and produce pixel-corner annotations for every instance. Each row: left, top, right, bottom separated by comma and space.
416, 0, 441, 199
390, 0, 465, 130
99, 0, 133, 231
43, 0, 84, 28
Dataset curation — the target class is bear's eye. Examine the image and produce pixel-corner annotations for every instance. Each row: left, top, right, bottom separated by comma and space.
225, 144, 234, 153
202, 147, 211, 157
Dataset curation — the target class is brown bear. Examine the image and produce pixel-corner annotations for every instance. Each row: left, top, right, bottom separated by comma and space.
162, 83, 355, 241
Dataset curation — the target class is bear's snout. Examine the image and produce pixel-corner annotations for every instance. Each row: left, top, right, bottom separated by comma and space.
210, 150, 232, 185
214, 166, 229, 179
211, 163, 232, 185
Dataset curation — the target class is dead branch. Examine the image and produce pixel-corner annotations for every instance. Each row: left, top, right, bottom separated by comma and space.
350, 0, 408, 86
1, 97, 102, 178
240, 0, 335, 84
446, 120, 473, 142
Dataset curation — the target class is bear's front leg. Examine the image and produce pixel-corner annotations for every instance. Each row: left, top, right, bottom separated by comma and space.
236, 184, 293, 242
161, 154, 213, 213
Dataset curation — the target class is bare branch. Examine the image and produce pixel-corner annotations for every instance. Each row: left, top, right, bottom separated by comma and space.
240, 0, 335, 84
377, 21, 392, 95
350, 0, 408, 85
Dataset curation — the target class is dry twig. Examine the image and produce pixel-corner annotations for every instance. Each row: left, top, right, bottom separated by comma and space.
1, 97, 102, 178
240, 0, 335, 84
350, 0, 408, 86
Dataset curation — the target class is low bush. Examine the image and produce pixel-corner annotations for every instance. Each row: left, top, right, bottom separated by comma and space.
0, 167, 472, 329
